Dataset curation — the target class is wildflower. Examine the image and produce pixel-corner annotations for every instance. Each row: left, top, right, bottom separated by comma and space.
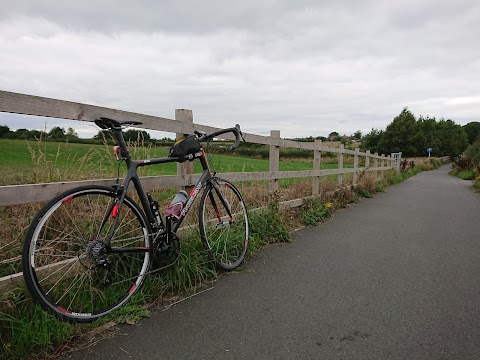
325, 202, 333, 209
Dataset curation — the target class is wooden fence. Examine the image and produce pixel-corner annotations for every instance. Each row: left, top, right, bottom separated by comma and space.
0, 90, 397, 290
0, 90, 395, 207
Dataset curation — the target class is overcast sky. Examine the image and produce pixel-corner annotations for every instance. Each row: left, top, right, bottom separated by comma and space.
0, 0, 479, 139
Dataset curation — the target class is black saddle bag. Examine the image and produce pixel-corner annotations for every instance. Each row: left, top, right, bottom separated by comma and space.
169, 135, 202, 162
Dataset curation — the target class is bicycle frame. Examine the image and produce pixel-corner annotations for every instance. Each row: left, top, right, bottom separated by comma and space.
106, 127, 231, 255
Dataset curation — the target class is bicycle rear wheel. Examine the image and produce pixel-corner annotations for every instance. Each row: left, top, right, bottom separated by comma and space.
199, 178, 249, 270
22, 186, 151, 323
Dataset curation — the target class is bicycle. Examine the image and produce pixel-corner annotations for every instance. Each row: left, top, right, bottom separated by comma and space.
22, 117, 249, 323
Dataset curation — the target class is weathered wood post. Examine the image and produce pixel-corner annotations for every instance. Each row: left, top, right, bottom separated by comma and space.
365, 150, 371, 170
175, 109, 194, 190
312, 139, 322, 196
374, 152, 379, 179
353, 147, 359, 185
396, 152, 403, 171
337, 144, 344, 185
269, 130, 280, 193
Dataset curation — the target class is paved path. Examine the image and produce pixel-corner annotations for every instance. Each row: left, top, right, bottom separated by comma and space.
65, 166, 480, 360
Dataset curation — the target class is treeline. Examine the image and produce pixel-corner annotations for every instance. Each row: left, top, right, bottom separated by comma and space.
2, 108, 479, 159
0, 125, 174, 146
361, 108, 479, 157
0, 126, 80, 142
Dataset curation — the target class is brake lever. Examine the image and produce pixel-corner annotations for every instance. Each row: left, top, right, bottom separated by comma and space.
235, 124, 246, 143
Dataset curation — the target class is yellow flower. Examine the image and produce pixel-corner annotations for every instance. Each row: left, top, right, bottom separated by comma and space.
325, 202, 333, 209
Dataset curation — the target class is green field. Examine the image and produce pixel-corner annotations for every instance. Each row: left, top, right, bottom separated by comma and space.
0, 139, 343, 186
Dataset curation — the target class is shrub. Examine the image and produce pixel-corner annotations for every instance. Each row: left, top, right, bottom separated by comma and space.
465, 140, 480, 167
474, 176, 480, 191
300, 198, 331, 225
248, 202, 292, 251
452, 157, 471, 171
457, 170, 476, 180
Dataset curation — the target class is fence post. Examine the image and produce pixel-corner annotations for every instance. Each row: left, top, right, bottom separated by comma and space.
337, 144, 344, 185
353, 147, 359, 185
381, 154, 385, 169
269, 130, 280, 193
365, 150, 371, 170
175, 109, 194, 189
312, 139, 322, 196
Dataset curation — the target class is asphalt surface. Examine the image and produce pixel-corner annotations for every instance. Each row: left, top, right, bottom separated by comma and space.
64, 165, 480, 360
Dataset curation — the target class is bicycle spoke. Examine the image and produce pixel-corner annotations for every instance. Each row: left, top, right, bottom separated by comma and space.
200, 179, 248, 270
23, 187, 150, 322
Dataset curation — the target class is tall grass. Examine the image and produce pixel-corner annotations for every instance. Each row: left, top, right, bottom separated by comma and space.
1, 138, 438, 360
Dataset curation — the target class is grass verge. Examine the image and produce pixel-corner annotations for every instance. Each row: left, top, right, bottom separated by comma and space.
0, 162, 445, 359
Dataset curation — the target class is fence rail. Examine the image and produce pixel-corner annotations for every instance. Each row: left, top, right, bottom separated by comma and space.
0, 90, 398, 290
0, 90, 396, 207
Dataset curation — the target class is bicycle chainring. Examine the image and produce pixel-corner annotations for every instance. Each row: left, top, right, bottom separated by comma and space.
153, 233, 181, 269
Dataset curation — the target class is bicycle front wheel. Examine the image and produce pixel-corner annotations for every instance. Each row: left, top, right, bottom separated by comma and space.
22, 186, 151, 323
199, 178, 249, 270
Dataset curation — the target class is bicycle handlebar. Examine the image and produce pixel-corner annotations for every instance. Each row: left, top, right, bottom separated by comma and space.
197, 124, 243, 150
95, 117, 243, 151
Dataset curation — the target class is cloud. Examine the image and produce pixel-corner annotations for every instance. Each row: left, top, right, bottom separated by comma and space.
0, 0, 479, 139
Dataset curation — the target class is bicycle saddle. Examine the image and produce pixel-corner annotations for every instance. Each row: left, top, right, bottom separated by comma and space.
94, 117, 143, 129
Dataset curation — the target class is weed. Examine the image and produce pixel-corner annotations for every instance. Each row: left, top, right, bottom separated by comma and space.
300, 198, 331, 225
334, 186, 356, 208
473, 177, 480, 191
457, 170, 476, 180
1, 299, 75, 359
452, 157, 471, 172
248, 202, 292, 251
355, 188, 372, 198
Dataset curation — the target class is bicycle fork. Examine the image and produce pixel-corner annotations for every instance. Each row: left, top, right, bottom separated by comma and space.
209, 180, 235, 225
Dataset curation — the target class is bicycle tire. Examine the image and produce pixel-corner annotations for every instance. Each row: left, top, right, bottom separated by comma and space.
198, 178, 249, 270
22, 185, 151, 323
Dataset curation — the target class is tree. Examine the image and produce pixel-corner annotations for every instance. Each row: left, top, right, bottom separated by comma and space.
0, 125, 10, 138
48, 127, 66, 140
465, 139, 480, 166
352, 130, 362, 141
436, 119, 468, 157
381, 108, 420, 157
361, 129, 384, 154
416, 116, 441, 156
66, 127, 78, 137
94, 130, 108, 140
14, 128, 30, 140
328, 132, 340, 141
65, 127, 79, 142
123, 129, 151, 143
463, 122, 480, 144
